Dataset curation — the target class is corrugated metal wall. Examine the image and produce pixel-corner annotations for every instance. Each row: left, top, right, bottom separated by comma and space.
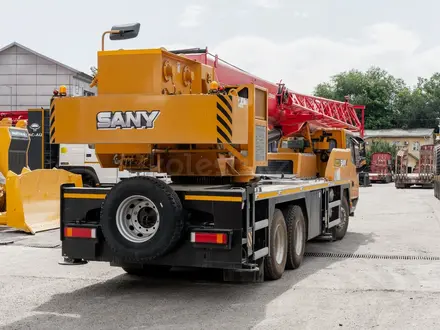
0, 44, 96, 111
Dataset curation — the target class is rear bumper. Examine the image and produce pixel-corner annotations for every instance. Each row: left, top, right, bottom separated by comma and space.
60, 184, 247, 270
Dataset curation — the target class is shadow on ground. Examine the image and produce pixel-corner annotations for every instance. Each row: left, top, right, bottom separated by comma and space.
1, 231, 375, 330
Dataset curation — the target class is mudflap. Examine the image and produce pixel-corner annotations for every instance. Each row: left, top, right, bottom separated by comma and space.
0, 168, 82, 234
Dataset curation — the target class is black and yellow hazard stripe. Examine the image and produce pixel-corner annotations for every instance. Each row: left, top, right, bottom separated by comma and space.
49, 96, 56, 143
216, 94, 233, 144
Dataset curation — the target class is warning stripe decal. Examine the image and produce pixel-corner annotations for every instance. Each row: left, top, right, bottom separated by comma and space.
216, 102, 232, 124
216, 114, 232, 136
49, 97, 56, 143
217, 94, 232, 111
216, 94, 233, 144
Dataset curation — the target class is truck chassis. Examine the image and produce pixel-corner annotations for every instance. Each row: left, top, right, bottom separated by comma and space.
394, 173, 434, 189
369, 172, 393, 184
60, 176, 351, 282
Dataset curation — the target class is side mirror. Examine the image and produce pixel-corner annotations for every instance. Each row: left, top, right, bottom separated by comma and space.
351, 137, 367, 172
109, 23, 141, 41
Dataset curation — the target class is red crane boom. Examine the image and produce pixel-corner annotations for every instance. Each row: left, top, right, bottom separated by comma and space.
175, 48, 365, 137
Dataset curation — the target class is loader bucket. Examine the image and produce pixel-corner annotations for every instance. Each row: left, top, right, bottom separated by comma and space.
0, 168, 82, 234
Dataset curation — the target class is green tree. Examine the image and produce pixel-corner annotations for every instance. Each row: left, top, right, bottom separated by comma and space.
314, 67, 409, 130
398, 74, 440, 130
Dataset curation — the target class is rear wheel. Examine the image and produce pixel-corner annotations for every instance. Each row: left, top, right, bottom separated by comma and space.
283, 205, 306, 270
100, 177, 184, 263
264, 208, 288, 280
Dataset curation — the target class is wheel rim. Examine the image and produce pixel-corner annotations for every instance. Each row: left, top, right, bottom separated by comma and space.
294, 220, 303, 255
337, 205, 347, 230
274, 224, 286, 264
116, 195, 160, 243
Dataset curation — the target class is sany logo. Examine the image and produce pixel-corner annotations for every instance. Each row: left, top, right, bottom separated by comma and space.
96, 110, 160, 130
29, 123, 41, 132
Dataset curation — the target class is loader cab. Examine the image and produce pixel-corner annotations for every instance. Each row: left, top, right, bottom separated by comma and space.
0, 120, 30, 176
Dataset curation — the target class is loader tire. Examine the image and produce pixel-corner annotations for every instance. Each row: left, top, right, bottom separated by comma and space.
100, 176, 184, 263
332, 196, 349, 240
282, 204, 306, 270
264, 208, 288, 280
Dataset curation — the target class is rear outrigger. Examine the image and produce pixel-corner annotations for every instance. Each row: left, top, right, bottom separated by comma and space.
52, 23, 366, 281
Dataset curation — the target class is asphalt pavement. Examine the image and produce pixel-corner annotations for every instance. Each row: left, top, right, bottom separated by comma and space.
1, 184, 440, 329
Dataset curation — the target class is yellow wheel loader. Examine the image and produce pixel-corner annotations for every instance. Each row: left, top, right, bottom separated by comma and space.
0, 117, 82, 234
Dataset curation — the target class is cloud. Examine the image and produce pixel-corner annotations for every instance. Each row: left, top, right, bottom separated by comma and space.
293, 11, 308, 18
179, 5, 205, 28
251, 0, 282, 8
211, 23, 438, 94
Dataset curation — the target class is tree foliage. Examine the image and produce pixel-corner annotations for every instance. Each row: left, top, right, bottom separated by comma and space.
314, 67, 440, 131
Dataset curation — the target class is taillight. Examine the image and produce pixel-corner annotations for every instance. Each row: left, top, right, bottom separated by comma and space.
64, 227, 96, 239
191, 232, 228, 245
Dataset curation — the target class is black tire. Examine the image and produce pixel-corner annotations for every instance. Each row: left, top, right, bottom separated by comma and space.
100, 176, 184, 263
123, 265, 172, 277
264, 208, 288, 280
82, 179, 95, 187
282, 204, 306, 270
332, 196, 349, 240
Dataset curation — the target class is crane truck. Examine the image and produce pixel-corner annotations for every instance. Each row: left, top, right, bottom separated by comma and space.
369, 152, 393, 183
50, 23, 366, 282
434, 140, 440, 198
395, 145, 434, 189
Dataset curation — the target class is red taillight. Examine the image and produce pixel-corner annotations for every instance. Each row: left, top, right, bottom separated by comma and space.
191, 232, 228, 245
64, 227, 96, 239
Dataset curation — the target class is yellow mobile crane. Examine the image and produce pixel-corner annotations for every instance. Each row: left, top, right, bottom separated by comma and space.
51, 23, 365, 281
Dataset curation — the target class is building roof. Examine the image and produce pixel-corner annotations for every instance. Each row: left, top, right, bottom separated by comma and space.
364, 128, 434, 138
0, 42, 93, 81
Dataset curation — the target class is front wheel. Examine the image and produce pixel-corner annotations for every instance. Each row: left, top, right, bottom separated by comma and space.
332, 196, 349, 240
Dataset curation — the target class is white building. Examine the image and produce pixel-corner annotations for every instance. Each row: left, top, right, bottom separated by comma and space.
0, 42, 96, 111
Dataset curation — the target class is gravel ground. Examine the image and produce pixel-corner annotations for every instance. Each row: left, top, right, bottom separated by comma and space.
1, 184, 440, 329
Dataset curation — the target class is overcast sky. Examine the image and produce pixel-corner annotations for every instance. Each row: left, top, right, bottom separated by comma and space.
1, 0, 439, 93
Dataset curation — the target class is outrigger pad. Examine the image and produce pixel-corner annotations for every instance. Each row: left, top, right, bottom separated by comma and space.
0, 168, 82, 234
58, 257, 88, 265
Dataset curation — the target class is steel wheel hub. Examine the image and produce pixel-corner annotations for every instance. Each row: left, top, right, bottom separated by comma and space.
274, 224, 286, 264
295, 220, 303, 255
337, 206, 347, 230
116, 195, 160, 243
